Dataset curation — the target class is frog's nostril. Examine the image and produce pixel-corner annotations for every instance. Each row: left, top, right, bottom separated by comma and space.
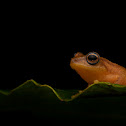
71, 58, 78, 64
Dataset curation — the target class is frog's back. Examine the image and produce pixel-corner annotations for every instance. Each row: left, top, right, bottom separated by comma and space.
101, 57, 126, 85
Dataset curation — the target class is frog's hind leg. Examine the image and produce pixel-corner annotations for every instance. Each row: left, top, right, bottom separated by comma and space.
115, 75, 126, 86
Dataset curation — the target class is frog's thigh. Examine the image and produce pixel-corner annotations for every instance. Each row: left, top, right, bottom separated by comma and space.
94, 75, 119, 84
104, 74, 119, 83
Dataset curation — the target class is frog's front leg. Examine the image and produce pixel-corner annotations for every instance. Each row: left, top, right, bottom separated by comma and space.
93, 80, 99, 84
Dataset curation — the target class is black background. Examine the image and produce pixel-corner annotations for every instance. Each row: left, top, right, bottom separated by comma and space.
1, 4, 126, 90
1, 3, 126, 124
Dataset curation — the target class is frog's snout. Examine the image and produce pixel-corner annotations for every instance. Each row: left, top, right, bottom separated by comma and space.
71, 52, 84, 64
74, 52, 84, 58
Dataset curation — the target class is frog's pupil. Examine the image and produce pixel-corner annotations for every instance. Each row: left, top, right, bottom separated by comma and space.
88, 55, 97, 61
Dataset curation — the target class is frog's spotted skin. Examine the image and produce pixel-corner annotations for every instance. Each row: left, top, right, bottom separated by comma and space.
70, 52, 126, 86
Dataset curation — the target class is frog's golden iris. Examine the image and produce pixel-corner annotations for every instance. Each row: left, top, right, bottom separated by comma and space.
86, 52, 100, 65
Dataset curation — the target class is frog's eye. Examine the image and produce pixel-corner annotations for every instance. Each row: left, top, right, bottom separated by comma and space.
86, 52, 100, 65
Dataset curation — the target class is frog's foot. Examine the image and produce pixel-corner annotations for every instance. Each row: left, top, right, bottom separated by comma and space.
94, 80, 99, 84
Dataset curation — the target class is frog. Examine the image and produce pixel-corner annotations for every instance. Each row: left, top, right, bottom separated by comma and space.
70, 52, 126, 86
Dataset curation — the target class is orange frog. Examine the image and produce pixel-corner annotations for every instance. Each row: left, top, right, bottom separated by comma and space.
70, 52, 126, 86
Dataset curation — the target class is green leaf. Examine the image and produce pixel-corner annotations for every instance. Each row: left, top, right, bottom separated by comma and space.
1, 80, 126, 124
1, 80, 126, 102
